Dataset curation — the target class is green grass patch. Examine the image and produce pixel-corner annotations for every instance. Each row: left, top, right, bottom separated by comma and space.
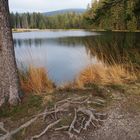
0, 94, 43, 120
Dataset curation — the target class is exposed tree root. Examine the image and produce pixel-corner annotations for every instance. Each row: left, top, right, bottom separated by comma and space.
0, 122, 9, 134
68, 109, 78, 138
77, 107, 99, 130
55, 126, 69, 131
60, 107, 106, 138
0, 117, 38, 140
31, 119, 61, 140
0, 96, 107, 140
54, 96, 89, 119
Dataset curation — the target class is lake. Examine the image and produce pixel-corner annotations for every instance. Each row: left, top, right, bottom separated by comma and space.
13, 30, 140, 85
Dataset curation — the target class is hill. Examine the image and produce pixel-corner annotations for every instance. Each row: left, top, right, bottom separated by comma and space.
43, 8, 86, 16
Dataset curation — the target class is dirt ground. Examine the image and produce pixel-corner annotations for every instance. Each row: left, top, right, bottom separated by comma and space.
0, 83, 140, 140
40, 83, 140, 140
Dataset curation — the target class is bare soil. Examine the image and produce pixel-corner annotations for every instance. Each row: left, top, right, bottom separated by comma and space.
0, 83, 140, 140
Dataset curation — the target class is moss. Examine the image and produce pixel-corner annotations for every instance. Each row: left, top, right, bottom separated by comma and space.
0, 94, 43, 120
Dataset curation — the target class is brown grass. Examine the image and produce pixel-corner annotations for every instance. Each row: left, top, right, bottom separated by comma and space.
19, 65, 55, 94
74, 63, 137, 88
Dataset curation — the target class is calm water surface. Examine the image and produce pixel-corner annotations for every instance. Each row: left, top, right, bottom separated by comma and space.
13, 30, 140, 85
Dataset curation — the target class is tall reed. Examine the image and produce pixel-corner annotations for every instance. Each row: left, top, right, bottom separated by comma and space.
19, 65, 54, 94
74, 63, 137, 88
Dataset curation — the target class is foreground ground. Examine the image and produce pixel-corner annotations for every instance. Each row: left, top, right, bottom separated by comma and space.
0, 82, 140, 140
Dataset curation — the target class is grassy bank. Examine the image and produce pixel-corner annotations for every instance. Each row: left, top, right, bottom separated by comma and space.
74, 64, 137, 88
12, 28, 40, 33
18, 64, 138, 95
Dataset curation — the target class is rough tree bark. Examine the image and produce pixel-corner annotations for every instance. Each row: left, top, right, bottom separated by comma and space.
0, 0, 20, 106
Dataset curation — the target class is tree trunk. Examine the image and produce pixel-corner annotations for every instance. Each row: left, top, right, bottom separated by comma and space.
0, 0, 20, 106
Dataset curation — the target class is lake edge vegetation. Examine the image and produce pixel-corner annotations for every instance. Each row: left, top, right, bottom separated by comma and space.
18, 61, 139, 94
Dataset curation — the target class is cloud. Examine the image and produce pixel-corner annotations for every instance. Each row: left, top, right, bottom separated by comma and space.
9, 0, 91, 12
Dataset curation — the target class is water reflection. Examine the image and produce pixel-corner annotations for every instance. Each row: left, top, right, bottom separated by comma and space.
13, 30, 140, 85
84, 32, 140, 66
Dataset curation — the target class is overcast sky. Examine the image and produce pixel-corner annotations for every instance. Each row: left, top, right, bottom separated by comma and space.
9, 0, 91, 13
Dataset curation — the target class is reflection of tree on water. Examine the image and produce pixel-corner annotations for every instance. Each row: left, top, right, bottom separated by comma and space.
14, 37, 84, 48
83, 32, 140, 67
48, 32, 140, 67
14, 32, 140, 67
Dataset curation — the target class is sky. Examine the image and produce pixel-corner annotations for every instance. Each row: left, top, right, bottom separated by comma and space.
9, 0, 91, 13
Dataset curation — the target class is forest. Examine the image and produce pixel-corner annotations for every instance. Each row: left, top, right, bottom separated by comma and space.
10, 12, 87, 29
84, 0, 140, 30
10, 0, 140, 31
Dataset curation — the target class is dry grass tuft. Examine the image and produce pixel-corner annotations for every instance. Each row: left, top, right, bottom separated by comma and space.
74, 63, 137, 88
19, 65, 55, 94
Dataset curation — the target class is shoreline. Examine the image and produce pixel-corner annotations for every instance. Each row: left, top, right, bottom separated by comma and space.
91, 29, 140, 33
12, 28, 140, 33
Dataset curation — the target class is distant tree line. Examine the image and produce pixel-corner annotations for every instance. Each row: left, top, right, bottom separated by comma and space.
10, 12, 87, 29
10, 0, 140, 31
